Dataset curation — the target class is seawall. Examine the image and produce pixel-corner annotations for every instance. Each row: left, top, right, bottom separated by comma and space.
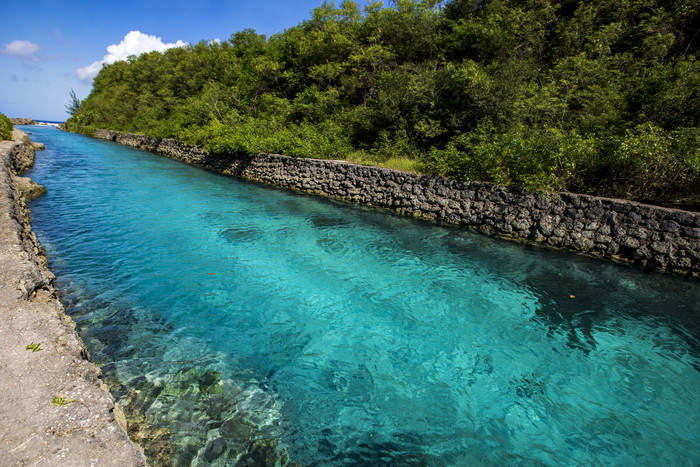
95, 129, 700, 276
0, 129, 146, 465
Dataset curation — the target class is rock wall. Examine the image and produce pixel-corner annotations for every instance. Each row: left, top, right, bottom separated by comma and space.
0, 130, 147, 466
9, 117, 37, 125
93, 130, 700, 276
10, 128, 36, 172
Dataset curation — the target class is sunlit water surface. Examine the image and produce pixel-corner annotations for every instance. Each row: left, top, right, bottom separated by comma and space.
24, 126, 700, 466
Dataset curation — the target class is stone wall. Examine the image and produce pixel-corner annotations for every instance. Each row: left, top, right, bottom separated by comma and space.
92, 130, 700, 276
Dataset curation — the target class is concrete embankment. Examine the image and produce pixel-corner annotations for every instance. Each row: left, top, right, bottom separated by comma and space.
0, 129, 146, 466
94, 129, 700, 276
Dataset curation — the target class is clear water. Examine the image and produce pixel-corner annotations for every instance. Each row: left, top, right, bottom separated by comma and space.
23, 126, 700, 466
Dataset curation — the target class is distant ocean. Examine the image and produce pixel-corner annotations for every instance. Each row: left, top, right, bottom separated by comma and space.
34, 120, 63, 127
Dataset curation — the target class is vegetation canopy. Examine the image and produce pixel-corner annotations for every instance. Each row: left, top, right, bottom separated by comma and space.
65, 0, 700, 208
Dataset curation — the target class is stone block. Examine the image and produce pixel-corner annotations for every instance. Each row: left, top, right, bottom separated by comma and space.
661, 220, 681, 233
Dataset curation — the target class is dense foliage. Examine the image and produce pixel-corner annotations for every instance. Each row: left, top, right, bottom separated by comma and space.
66, 0, 700, 207
0, 113, 13, 141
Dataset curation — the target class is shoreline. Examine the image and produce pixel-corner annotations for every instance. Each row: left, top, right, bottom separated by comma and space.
0, 129, 146, 465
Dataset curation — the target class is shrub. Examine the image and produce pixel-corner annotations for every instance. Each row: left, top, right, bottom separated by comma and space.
424, 124, 597, 193
586, 124, 700, 203
0, 113, 13, 141
63, 111, 96, 136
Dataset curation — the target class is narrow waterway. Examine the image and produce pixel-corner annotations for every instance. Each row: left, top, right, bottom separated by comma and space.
24, 126, 700, 466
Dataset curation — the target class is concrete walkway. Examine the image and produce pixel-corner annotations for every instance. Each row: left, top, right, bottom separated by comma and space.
0, 131, 146, 466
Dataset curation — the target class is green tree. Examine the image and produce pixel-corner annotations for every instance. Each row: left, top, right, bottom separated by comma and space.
65, 88, 82, 116
65, 0, 700, 207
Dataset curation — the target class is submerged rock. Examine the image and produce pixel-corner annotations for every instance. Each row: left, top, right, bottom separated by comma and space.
98, 362, 297, 466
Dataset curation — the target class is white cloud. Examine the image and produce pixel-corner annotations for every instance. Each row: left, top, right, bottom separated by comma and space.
77, 31, 187, 81
1, 40, 41, 61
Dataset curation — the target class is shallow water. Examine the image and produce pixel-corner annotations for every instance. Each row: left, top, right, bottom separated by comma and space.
24, 126, 700, 466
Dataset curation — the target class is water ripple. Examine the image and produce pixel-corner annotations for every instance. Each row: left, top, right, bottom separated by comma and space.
24, 126, 700, 466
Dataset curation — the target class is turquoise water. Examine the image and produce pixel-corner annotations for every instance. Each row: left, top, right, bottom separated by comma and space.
23, 126, 700, 466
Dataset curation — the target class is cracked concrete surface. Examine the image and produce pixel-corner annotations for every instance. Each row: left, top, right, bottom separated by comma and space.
0, 129, 146, 466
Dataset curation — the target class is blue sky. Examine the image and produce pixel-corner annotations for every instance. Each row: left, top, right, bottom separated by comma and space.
1, 0, 376, 121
